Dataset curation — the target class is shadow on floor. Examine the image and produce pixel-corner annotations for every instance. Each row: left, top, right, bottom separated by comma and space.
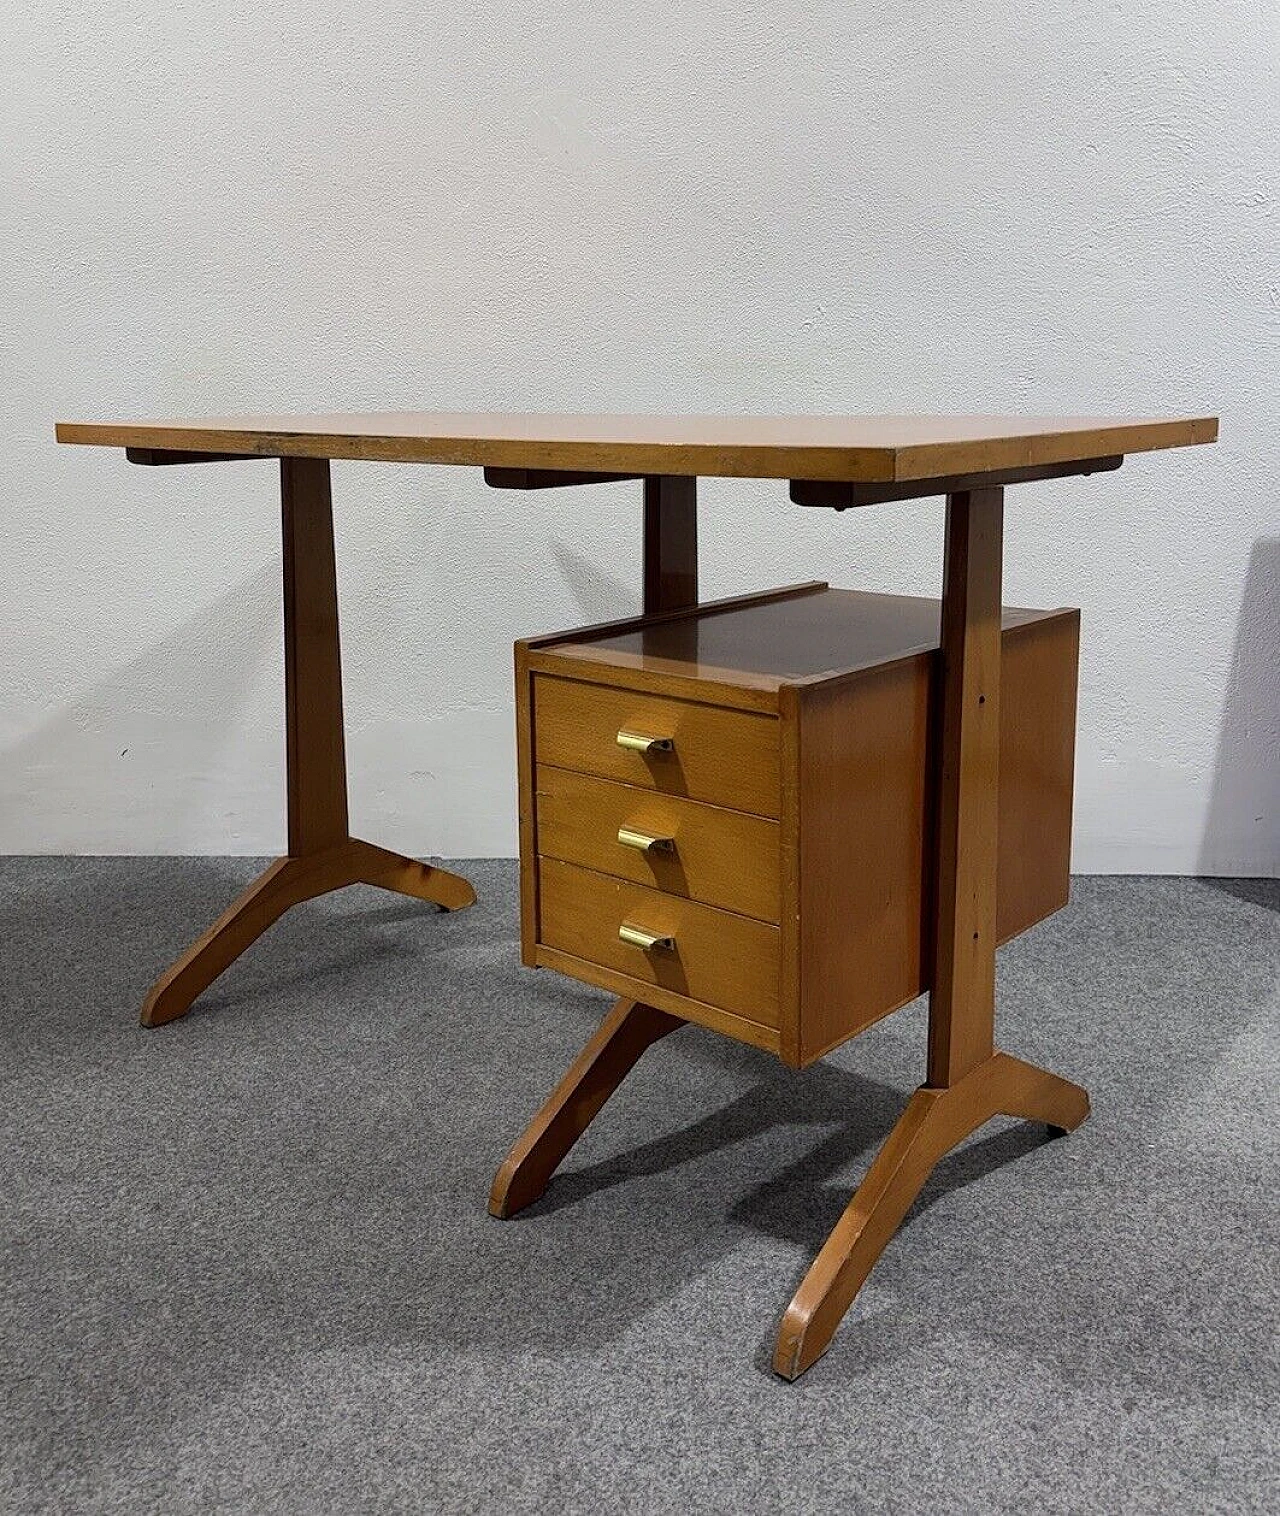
1200, 876, 1280, 912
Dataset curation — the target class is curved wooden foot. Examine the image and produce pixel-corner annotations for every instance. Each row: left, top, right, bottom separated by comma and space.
772, 1051, 1089, 1380
347, 838, 477, 912
490, 997, 684, 1218
140, 838, 476, 1027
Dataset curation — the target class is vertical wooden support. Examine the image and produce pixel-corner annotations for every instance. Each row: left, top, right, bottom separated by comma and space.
282, 457, 350, 856
773, 482, 1088, 1380
643, 475, 698, 613
489, 475, 701, 1216
138, 457, 475, 1027
928, 487, 1004, 1086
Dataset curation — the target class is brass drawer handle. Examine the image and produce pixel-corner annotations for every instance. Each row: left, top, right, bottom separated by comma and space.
618, 922, 674, 952
617, 826, 675, 855
616, 729, 674, 755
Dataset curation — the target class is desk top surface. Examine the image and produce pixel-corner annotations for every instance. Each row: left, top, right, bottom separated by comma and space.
55, 411, 1217, 482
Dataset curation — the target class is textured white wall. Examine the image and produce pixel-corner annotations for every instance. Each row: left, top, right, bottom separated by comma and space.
2, 2, 1276, 873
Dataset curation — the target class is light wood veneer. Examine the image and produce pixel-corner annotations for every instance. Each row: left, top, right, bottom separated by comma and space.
56, 407, 1217, 1381
534, 766, 781, 923
56, 411, 1216, 482
518, 584, 1079, 1068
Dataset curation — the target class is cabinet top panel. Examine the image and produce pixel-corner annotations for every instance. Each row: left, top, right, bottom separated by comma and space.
56, 412, 1216, 482
542, 586, 1063, 692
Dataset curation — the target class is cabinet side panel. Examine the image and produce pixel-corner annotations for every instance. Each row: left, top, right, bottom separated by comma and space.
796, 659, 931, 1066
995, 610, 1080, 939
796, 611, 1080, 1066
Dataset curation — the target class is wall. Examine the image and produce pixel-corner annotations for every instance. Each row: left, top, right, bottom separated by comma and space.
3, 1, 1276, 873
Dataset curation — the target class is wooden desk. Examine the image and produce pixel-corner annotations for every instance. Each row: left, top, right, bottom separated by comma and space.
57, 410, 1216, 1375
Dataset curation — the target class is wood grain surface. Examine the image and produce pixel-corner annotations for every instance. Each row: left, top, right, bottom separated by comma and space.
532, 674, 781, 816
533, 765, 781, 922
537, 857, 781, 1027
56, 411, 1217, 482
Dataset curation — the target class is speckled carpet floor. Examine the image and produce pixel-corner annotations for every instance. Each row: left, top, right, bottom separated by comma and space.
2, 860, 1276, 1514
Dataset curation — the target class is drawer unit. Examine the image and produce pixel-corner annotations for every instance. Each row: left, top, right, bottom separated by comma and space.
534, 766, 781, 923
517, 584, 1079, 1067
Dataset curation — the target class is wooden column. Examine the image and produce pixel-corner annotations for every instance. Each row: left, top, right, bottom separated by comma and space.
643, 475, 698, 613
928, 486, 1004, 1086
773, 482, 1089, 1379
489, 474, 700, 1216
138, 456, 475, 1027
282, 457, 350, 856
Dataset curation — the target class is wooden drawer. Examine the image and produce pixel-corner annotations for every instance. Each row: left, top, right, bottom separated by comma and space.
535, 766, 780, 923
532, 674, 779, 817
537, 857, 780, 1028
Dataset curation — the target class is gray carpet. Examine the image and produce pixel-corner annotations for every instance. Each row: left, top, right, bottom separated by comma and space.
1, 860, 1277, 1515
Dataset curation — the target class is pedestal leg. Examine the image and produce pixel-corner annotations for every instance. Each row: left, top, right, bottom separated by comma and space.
489, 475, 697, 1207
140, 457, 474, 1027
772, 487, 1090, 1379
489, 998, 684, 1217
772, 1053, 1089, 1379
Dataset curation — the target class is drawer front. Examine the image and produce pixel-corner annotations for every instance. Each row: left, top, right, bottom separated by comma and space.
537, 857, 780, 1027
535, 766, 780, 923
533, 675, 780, 818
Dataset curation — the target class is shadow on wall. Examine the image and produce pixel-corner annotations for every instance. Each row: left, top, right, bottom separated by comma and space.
1198, 536, 1279, 882
0, 564, 278, 852
551, 539, 636, 625
3, 534, 635, 855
